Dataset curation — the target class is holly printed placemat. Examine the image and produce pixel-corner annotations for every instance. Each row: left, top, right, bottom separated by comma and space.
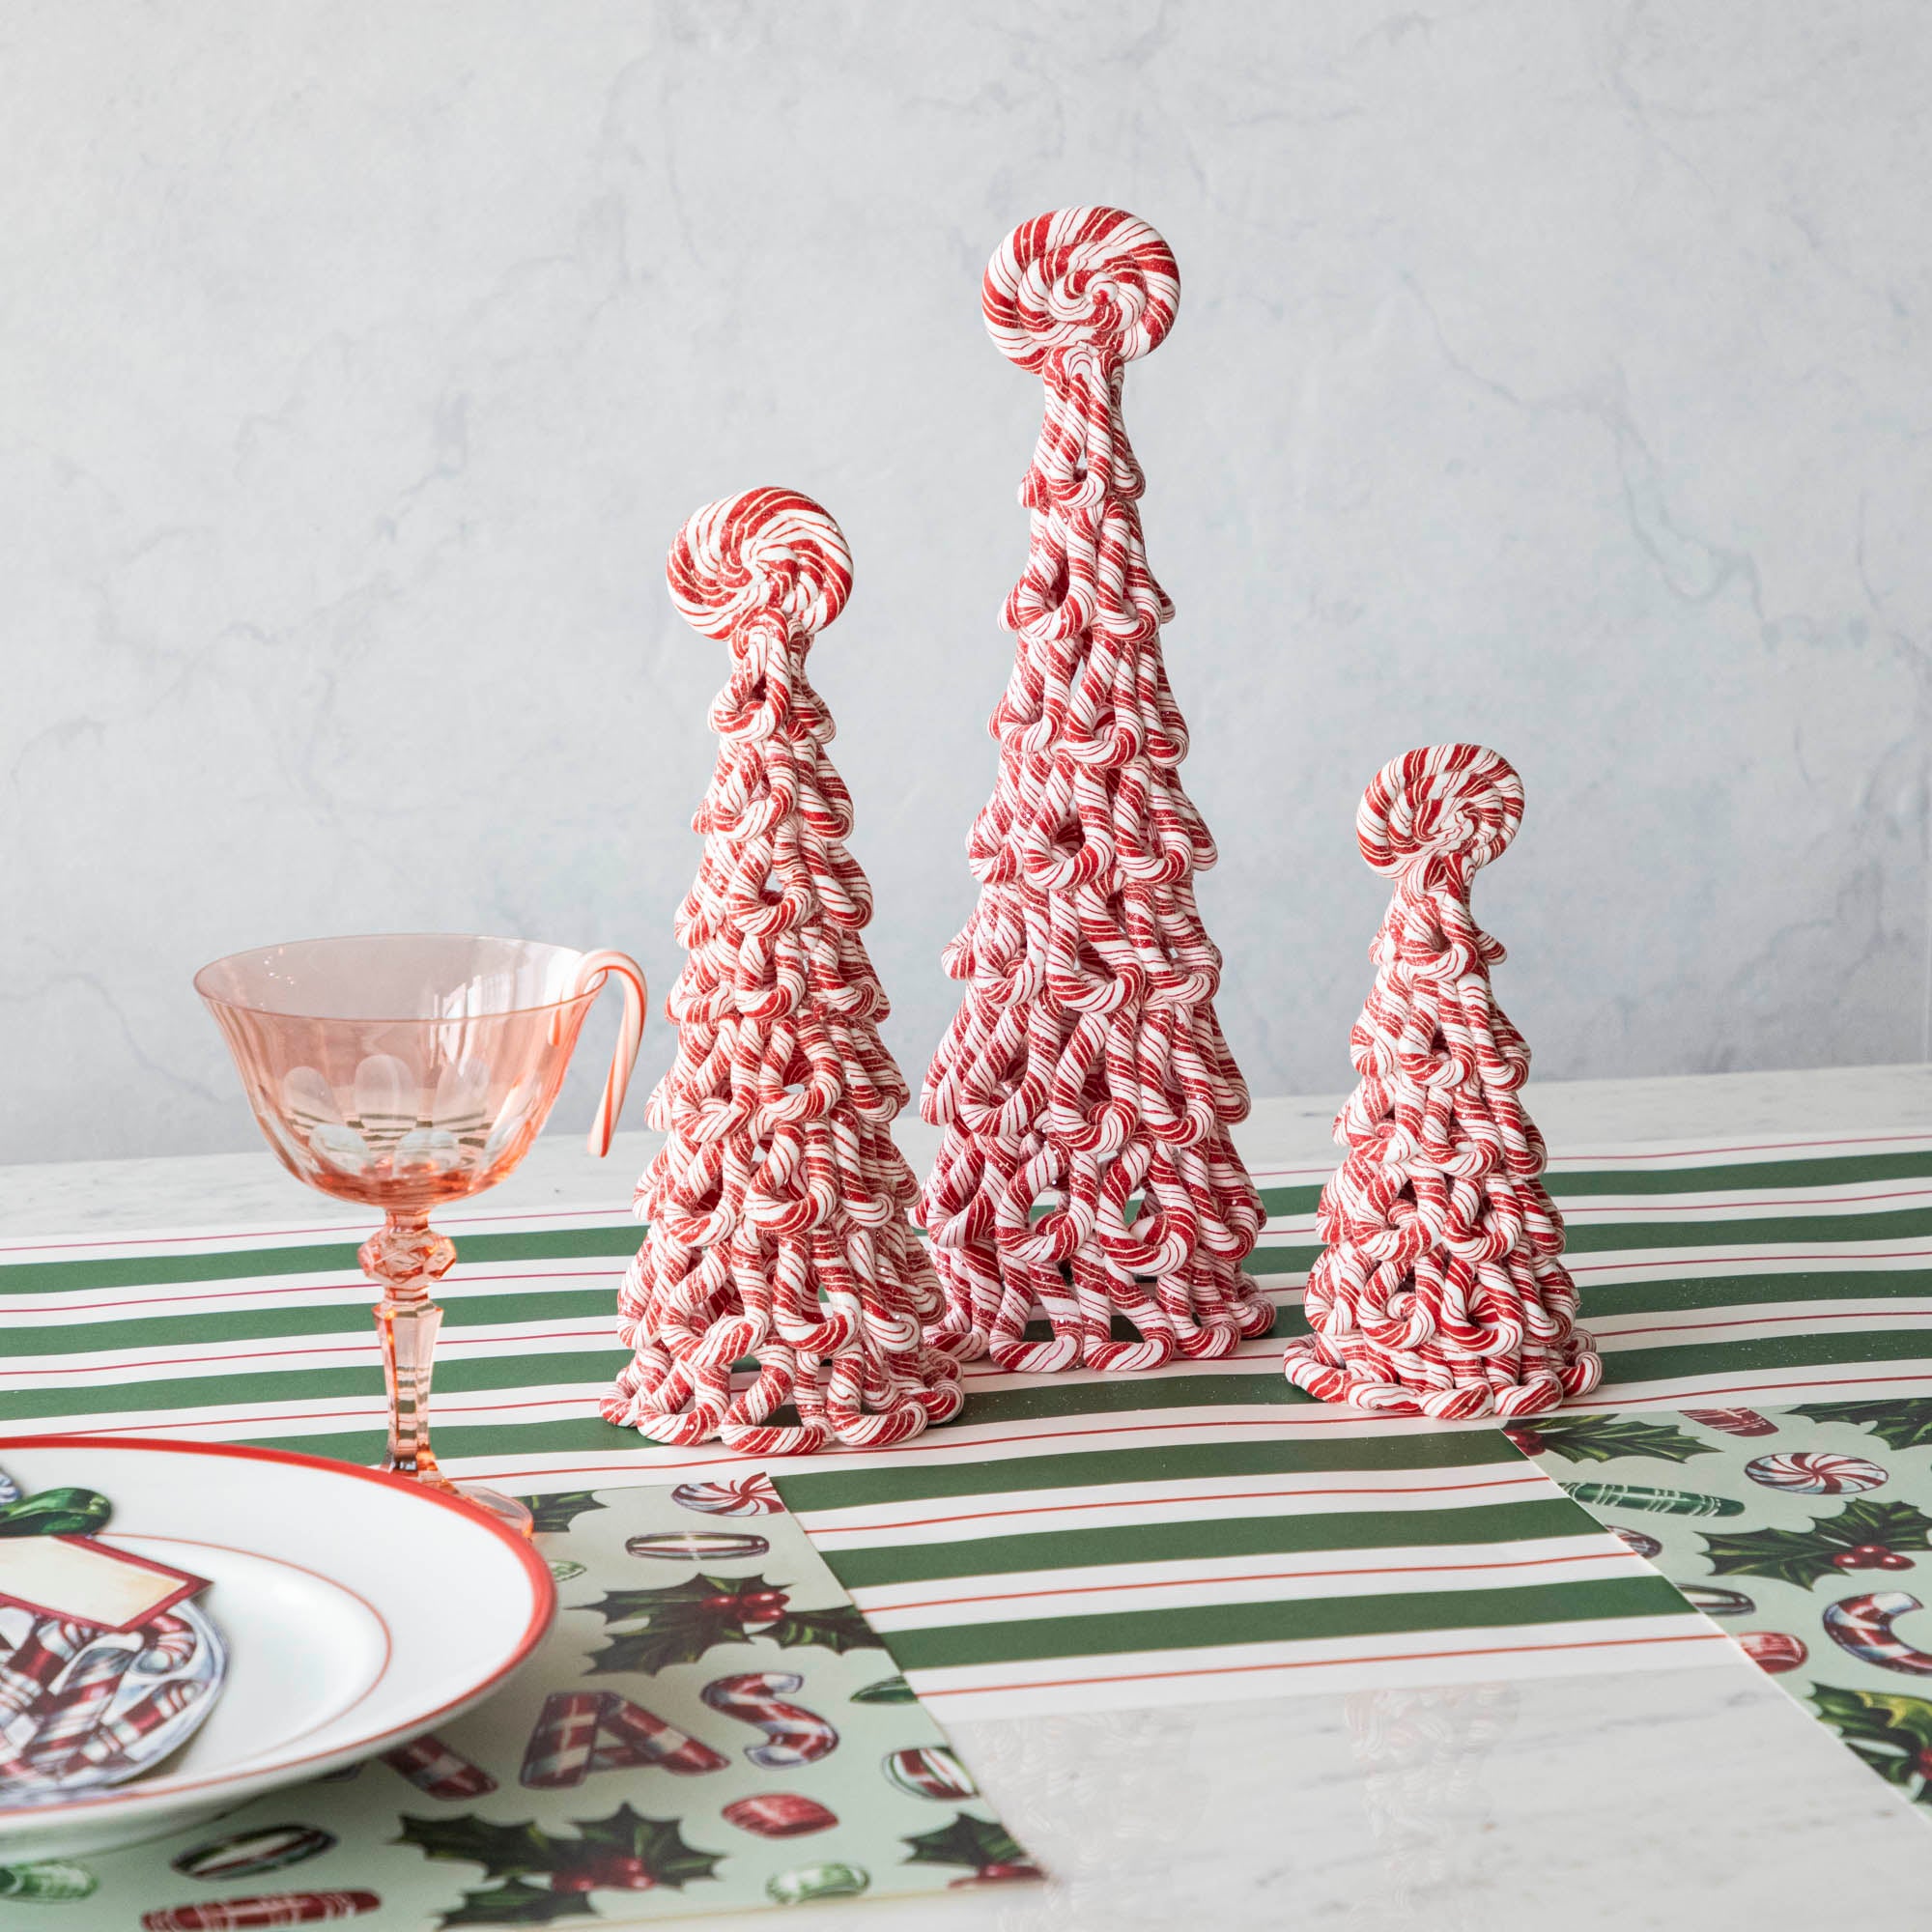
1507, 1400, 1932, 1816
8, 1481, 1037, 1924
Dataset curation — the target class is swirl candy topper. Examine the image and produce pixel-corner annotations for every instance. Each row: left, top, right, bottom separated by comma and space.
982, 207, 1179, 377
1356, 744, 1523, 888
668, 487, 854, 644
1283, 745, 1600, 1421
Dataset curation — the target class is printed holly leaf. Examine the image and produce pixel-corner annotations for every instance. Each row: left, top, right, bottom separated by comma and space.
440, 1877, 595, 1928
770, 1604, 886, 1656
400, 1813, 554, 1881
526, 1492, 608, 1535
1790, 1402, 1932, 1453
1702, 1498, 1932, 1589
903, 1811, 1035, 1874
570, 1804, 724, 1889
586, 1575, 789, 1677
852, 1674, 917, 1705
417, 1806, 724, 1921
1506, 1413, 1714, 1465
1811, 1685, 1932, 1797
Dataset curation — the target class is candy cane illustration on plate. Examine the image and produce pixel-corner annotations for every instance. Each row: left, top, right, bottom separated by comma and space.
1823, 1592, 1932, 1675
701, 1672, 839, 1768
1746, 1453, 1888, 1495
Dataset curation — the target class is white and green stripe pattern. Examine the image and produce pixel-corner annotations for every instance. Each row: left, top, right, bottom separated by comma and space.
4, 1129, 1927, 1715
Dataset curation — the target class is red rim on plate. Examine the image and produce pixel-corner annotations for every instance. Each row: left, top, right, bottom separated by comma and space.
0, 1435, 555, 1814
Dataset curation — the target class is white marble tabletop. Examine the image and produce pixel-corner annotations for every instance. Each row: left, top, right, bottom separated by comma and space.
6, 1063, 1932, 1926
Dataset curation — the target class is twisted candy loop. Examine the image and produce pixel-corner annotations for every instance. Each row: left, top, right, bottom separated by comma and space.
603, 488, 960, 1455
1283, 746, 1599, 1421
982, 207, 1179, 376
668, 486, 853, 643
1357, 744, 1522, 888
922, 210, 1266, 1374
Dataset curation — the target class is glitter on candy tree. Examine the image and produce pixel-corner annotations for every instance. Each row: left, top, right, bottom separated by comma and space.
601, 488, 963, 1454
1282, 745, 1602, 1419
919, 208, 1269, 1373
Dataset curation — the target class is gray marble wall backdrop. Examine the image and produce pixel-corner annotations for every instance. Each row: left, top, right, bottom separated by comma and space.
5, 1, 1929, 1166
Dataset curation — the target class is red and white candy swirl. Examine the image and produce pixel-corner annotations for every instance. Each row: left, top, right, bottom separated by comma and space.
1745, 1452, 1888, 1495
982, 206, 1179, 375
667, 486, 853, 644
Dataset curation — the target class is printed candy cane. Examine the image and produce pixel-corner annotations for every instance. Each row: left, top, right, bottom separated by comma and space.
1823, 1592, 1932, 1675
18, 1634, 142, 1774
592, 1694, 728, 1776
70, 1676, 204, 1770
701, 1671, 838, 1769
381, 1733, 497, 1799
0, 1619, 95, 1723
142, 1896, 381, 1931
519, 1690, 725, 1788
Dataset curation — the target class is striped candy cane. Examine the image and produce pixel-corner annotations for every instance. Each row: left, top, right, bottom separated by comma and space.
1282, 747, 1601, 1420
520, 1690, 726, 1788
919, 208, 1267, 1375
700, 1671, 839, 1768
1823, 1592, 1932, 1674
381, 1732, 497, 1799
600, 488, 964, 1454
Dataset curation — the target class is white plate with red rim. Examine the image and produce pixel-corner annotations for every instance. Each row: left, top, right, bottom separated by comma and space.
0, 1436, 554, 1859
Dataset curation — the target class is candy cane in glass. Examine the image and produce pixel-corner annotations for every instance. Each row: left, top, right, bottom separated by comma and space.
196, 935, 646, 1534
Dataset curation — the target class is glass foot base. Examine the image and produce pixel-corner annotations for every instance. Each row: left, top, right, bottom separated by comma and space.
450, 1482, 535, 1538
383, 1465, 534, 1538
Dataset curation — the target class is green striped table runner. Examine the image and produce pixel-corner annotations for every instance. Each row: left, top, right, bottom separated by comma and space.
4, 1127, 1927, 1715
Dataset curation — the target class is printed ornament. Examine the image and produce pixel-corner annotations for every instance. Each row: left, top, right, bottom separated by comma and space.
1282, 746, 1601, 1419
0, 1463, 226, 1802
920, 207, 1268, 1372
602, 488, 963, 1453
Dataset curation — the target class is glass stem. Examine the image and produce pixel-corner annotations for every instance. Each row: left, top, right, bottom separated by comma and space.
360, 1208, 457, 1485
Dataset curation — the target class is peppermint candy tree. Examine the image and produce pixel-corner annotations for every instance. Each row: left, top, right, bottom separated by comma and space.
602, 488, 962, 1454
1282, 745, 1600, 1419
920, 208, 1267, 1373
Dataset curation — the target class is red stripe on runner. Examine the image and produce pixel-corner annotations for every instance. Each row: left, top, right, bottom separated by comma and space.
1573, 1248, 1932, 1274
1596, 1305, 1932, 1343
1548, 1132, 1932, 1163
865, 1548, 1624, 1615
0, 1328, 616, 1378
1596, 1369, 1932, 1406
1562, 1186, 1932, 1214
5, 1268, 621, 1319
807, 1474, 1551, 1537
914, 1628, 1732, 1698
